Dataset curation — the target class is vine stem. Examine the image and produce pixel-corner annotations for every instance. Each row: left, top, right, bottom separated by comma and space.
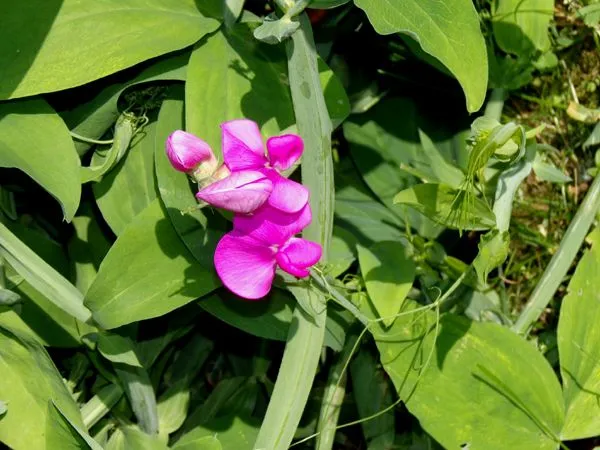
512, 173, 600, 335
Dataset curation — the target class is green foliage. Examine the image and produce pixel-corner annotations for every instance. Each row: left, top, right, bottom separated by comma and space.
558, 229, 600, 440
2, 2, 599, 449
354, 0, 488, 112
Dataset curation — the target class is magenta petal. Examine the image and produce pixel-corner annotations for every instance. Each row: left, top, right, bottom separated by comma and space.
215, 232, 277, 299
166, 130, 215, 172
196, 170, 273, 214
266, 171, 310, 213
276, 238, 322, 278
234, 203, 312, 246
266, 134, 303, 171
221, 119, 268, 171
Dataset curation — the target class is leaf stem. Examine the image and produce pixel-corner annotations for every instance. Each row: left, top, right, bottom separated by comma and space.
69, 131, 114, 145
484, 88, 506, 122
512, 173, 600, 335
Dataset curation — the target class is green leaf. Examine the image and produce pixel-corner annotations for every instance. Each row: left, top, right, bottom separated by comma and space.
105, 425, 169, 450
46, 401, 104, 450
0, 0, 219, 99
94, 120, 160, 236
393, 184, 496, 231
353, 0, 487, 112
0, 221, 92, 323
97, 332, 143, 368
557, 229, 600, 440
154, 89, 227, 269
583, 122, 600, 149
224, 0, 245, 28
115, 364, 159, 435
185, 24, 349, 160
532, 153, 572, 184
253, 16, 300, 44
577, 4, 600, 26
493, 0, 554, 57
67, 204, 113, 295
84, 199, 219, 329
344, 98, 461, 239
0, 401, 6, 416
0, 326, 84, 450
357, 241, 415, 326
367, 298, 565, 449
350, 350, 395, 449
0, 99, 81, 221
311, 0, 351, 9
157, 381, 190, 437
175, 415, 258, 450
473, 230, 510, 286
9, 279, 83, 348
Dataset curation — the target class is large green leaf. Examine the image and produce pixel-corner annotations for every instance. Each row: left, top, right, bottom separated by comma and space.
174, 415, 259, 450
185, 23, 349, 160
46, 401, 103, 450
94, 120, 159, 236
0, 0, 219, 99
493, 0, 554, 57
84, 199, 219, 329
357, 241, 415, 327
557, 229, 600, 440
366, 296, 564, 449
0, 99, 80, 221
0, 326, 84, 450
353, 0, 487, 112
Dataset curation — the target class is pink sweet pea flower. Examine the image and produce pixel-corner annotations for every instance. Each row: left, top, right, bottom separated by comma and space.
214, 204, 322, 299
166, 130, 218, 180
197, 119, 308, 214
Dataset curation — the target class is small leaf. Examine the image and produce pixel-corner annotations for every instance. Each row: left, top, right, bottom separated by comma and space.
158, 381, 190, 437
97, 332, 143, 368
583, 122, 600, 149
473, 230, 510, 285
357, 241, 415, 326
0, 400, 6, 416
532, 153, 572, 183
0, 289, 20, 306
115, 364, 159, 435
175, 415, 258, 450
493, 0, 554, 57
0, 99, 81, 221
253, 15, 300, 44
393, 184, 496, 231
558, 229, 600, 439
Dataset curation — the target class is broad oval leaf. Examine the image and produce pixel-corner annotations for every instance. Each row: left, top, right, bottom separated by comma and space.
393, 183, 496, 231
365, 297, 565, 449
84, 199, 220, 329
0, 99, 80, 221
558, 229, 600, 440
94, 120, 159, 236
0, 326, 84, 450
0, 0, 219, 99
357, 241, 415, 327
493, 0, 554, 57
353, 0, 488, 112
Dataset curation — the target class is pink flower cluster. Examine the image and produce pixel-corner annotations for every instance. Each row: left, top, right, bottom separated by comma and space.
166, 119, 322, 300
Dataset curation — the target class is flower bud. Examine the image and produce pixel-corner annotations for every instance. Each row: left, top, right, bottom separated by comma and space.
166, 131, 217, 179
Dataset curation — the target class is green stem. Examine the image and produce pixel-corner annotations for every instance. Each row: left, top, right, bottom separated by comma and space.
254, 13, 333, 450
70, 131, 114, 146
484, 88, 506, 121
80, 384, 124, 430
315, 333, 358, 450
310, 269, 369, 326
512, 173, 600, 335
